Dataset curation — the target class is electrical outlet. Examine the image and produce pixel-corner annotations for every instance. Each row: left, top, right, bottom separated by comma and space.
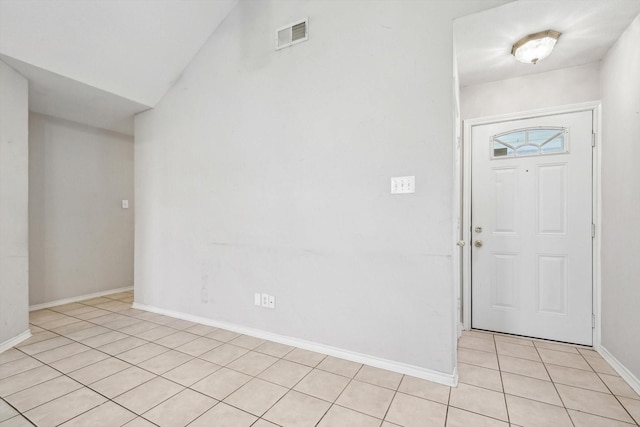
257, 293, 276, 309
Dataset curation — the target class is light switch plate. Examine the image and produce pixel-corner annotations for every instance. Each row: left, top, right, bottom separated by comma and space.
122, 200, 129, 209
267, 295, 275, 309
254, 293, 262, 306
391, 176, 415, 194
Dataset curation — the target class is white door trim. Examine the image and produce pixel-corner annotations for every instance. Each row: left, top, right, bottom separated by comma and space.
460, 101, 602, 348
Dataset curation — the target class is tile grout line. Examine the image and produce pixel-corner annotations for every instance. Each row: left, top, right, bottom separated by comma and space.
531, 339, 576, 427
462, 331, 637, 426
31, 302, 400, 404
221, 353, 322, 422
378, 373, 402, 425
218, 350, 329, 425
18, 300, 212, 425
575, 348, 640, 426
18, 344, 169, 426
307, 366, 345, 426
470, 329, 593, 350
493, 333, 512, 425
8, 352, 157, 427
172, 343, 363, 424
11, 321, 490, 427
33, 301, 359, 387
21, 296, 637, 427
21, 295, 171, 426
461, 345, 609, 379
0, 396, 36, 426
314, 362, 366, 426
456, 337, 575, 424
443, 380, 452, 427
28, 297, 168, 427
461, 357, 635, 398
451, 344, 514, 424
101, 331, 357, 425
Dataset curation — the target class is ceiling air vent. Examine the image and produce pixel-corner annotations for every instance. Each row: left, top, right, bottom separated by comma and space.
275, 18, 308, 50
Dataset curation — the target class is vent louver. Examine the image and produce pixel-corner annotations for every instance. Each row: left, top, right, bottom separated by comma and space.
275, 18, 308, 50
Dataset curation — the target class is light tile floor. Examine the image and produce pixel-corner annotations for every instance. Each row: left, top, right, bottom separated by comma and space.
0, 291, 639, 426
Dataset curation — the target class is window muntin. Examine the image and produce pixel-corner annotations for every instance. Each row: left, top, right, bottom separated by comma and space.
492, 127, 567, 158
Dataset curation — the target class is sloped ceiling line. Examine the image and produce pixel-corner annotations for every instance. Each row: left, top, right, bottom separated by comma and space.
0, 0, 238, 135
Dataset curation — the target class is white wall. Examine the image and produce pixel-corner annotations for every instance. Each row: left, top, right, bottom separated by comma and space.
460, 62, 601, 119
135, 0, 506, 379
600, 15, 640, 381
29, 113, 134, 305
0, 60, 29, 346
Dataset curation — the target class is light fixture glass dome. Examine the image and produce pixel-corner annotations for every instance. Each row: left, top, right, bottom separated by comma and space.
512, 30, 561, 64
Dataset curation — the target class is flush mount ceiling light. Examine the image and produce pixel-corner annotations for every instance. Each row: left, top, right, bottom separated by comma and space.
511, 30, 561, 64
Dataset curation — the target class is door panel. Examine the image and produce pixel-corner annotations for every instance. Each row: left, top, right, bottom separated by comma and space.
536, 254, 568, 315
537, 164, 567, 234
471, 110, 592, 345
491, 253, 518, 310
493, 168, 518, 233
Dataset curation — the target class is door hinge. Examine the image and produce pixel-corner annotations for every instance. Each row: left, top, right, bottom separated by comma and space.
592, 133, 596, 147
591, 223, 596, 238
592, 314, 596, 328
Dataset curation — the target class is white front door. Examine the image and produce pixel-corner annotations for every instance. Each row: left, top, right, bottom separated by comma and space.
471, 110, 593, 345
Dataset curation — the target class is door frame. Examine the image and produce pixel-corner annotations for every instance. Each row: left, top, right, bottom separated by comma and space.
460, 101, 602, 348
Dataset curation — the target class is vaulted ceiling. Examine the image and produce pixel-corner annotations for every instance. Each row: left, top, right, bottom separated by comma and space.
2, 1, 639, 135
0, 0, 238, 134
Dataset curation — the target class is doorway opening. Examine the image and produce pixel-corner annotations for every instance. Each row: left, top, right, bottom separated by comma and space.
460, 103, 601, 347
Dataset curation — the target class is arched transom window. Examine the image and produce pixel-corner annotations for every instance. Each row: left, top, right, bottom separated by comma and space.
492, 127, 567, 158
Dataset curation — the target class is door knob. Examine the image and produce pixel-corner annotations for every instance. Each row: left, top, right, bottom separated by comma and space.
456, 240, 465, 247
474, 240, 483, 248
475, 226, 483, 233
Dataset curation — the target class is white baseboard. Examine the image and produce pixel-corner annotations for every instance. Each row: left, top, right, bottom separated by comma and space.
29, 286, 134, 311
598, 345, 640, 396
132, 302, 458, 387
0, 330, 32, 354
